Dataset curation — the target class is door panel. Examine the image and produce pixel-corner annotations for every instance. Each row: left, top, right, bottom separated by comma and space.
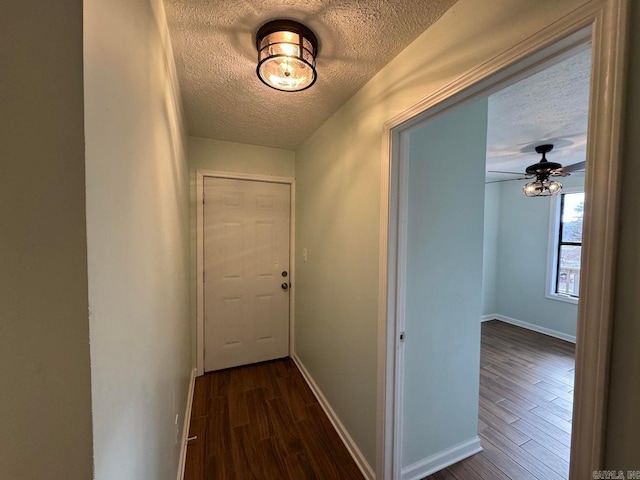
204, 177, 290, 372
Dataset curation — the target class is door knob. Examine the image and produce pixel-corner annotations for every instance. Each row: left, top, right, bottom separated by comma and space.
281, 283, 289, 290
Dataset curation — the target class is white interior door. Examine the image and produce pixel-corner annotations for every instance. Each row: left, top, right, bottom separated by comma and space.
203, 177, 290, 372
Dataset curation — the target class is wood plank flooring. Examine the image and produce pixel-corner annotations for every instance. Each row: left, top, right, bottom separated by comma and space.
426, 320, 575, 480
184, 357, 364, 480
185, 320, 575, 480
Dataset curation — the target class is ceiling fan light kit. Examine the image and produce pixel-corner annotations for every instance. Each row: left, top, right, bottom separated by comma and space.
523, 177, 563, 197
256, 19, 318, 92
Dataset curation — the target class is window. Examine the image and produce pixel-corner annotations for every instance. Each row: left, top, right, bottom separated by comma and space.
547, 188, 584, 303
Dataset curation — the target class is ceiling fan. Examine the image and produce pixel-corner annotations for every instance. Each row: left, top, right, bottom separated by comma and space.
488, 143, 586, 196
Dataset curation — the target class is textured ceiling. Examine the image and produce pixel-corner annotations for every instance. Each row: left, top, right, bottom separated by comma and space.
165, 0, 457, 150
486, 47, 591, 182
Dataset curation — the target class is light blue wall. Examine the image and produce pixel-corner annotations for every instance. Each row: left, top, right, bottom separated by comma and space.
485, 175, 583, 338
403, 98, 488, 467
482, 183, 500, 315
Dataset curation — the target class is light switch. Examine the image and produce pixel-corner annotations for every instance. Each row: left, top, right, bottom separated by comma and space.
302, 248, 308, 262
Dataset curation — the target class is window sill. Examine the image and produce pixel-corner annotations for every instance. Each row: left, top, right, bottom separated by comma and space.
546, 293, 579, 305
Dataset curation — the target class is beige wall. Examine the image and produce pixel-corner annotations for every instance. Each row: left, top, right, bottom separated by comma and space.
190, 136, 295, 177
84, 0, 192, 478
605, 0, 640, 469
0, 1, 93, 478
294, 0, 617, 469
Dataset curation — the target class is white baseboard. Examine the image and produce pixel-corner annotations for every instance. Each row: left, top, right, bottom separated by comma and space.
177, 368, 197, 480
481, 314, 496, 322
401, 436, 482, 480
489, 314, 576, 343
291, 354, 375, 480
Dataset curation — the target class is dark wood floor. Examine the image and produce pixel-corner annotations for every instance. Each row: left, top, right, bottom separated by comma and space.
185, 320, 575, 480
427, 320, 575, 480
184, 357, 364, 480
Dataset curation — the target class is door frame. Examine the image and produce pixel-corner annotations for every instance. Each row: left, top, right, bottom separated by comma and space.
196, 170, 296, 376
377, 1, 628, 479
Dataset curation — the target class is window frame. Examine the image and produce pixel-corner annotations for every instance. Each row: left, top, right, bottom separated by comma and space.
546, 186, 584, 304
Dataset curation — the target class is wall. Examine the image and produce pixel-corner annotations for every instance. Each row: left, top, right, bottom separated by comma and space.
482, 183, 500, 315
188, 136, 294, 365
294, 0, 587, 467
486, 175, 584, 338
0, 1, 94, 478
605, 0, 640, 469
84, 0, 192, 478
190, 136, 295, 177
403, 99, 487, 467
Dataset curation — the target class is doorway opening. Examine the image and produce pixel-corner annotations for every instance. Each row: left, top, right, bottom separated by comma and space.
439, 46, 591, 479
378, 3, 627, 479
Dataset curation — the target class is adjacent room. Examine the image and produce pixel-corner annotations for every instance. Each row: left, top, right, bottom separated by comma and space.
431, 46, 590, 479
398, 45, 589, 480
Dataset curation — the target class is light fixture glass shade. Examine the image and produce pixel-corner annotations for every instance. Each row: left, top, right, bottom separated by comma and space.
523, 177, 563, 197
256, 20, 318, 92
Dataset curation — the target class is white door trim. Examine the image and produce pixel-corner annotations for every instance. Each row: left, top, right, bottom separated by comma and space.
196, 169, 295, 376
376, 1, 628, 479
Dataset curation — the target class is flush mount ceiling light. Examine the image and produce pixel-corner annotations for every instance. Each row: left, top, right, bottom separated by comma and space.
256, 19, 318, 92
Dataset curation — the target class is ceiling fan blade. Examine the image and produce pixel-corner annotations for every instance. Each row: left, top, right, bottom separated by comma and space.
487, 170, 527, 175
486, 177, 529, 184
562, 161, 586, 173
551, 161, 586, 176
